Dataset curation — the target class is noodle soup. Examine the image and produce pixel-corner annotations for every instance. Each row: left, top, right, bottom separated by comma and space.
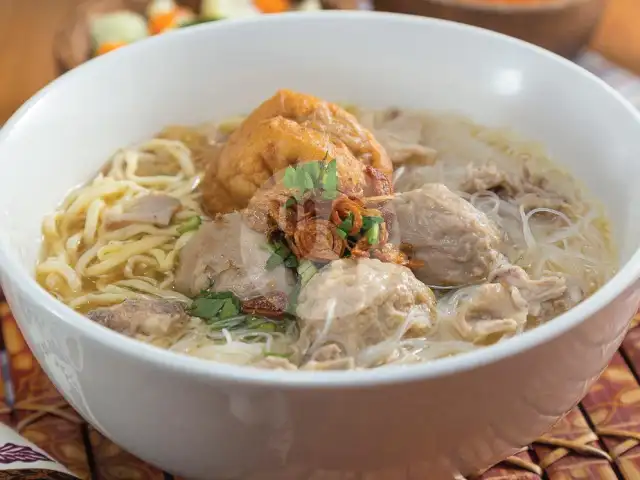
36, 90, 617, 371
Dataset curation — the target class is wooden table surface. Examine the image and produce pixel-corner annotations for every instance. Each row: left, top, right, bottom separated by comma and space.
0, 0, 639, 125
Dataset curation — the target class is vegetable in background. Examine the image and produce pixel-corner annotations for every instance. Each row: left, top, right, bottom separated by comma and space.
254, 0, 291, 13
95, 41, 127, 56
89, 0, 323, 59
90, 11, 149, 52
147, 0, 197, 34
201, 0, 261, 19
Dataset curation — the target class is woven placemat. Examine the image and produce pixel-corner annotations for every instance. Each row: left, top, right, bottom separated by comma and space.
1, 294, 640, 479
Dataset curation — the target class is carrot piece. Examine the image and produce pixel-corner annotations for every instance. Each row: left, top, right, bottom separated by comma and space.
254, 0, 291, 13
95, 41, 127, 56
149, 11, 178, 34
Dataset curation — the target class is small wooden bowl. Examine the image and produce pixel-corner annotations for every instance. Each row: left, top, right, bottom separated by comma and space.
372, 0, 606, 58
320, 0, 362, 7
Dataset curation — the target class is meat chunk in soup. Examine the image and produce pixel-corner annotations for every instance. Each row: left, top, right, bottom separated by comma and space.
87, 298, 188, 337
175, 212, 294, 299
358, 108, 437, 166
392, 184, 501, 286
201, 89, 392, 215
490, 263, 567, 316
107, 194, 180, 227
296, 258, 436, 365
461, 164, 572, 212
437, 283, 528, 342
460, 163, 522, 196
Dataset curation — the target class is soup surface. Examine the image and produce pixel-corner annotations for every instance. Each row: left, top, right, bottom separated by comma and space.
36, 90, 617, 370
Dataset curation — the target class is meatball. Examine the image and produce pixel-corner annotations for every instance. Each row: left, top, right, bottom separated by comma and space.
296, 258, 436, 361
175, 212, 294, 299
392, 184, 501, 286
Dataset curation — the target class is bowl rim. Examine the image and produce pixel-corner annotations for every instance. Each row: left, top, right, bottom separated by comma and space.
1, 10, 639, 389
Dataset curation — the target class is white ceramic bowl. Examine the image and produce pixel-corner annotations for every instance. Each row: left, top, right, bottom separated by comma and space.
1, 11, 640, 480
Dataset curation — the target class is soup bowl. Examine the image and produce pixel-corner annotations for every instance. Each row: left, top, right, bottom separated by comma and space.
1, 11, 640, 480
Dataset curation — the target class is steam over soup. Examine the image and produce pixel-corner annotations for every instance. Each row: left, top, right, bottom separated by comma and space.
37, 90, 616, 370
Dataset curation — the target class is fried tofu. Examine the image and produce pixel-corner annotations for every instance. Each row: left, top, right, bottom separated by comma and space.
201, 89, 392, 215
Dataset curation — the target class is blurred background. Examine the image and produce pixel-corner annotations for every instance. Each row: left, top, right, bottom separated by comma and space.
0, 0, 638, 125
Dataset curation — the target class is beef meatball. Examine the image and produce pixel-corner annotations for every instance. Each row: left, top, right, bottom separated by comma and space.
392, 184, 501, 286
296, 258, 436, 363
175, 212, 294, 299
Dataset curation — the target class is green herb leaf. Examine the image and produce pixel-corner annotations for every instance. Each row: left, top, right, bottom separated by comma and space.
322, 190, 339, 200
293, 167, 307, 192
189, 290, 242, 326
302, 171, 314, 190
302, 162, 322, 187
242, 316, 289, 334
338, 212, 354, 233
266, 239, 301, 271
266, 252, 285, 270
366, 223, 380, 245
283, 166, 298, 190
208, 315, 248, 331
284, 255, 299, 268
193, 290, 235, 300
191, 290, 293, 335
285, 197, 296, 208
203, 291, 235, 299
177, 216, 201, 234
361, 215, 383, 232
274, 242, 291, 258
256, 322, 277, 332
282, 158, 338, 201
219, 300, 240, 320
190, 297, 224, 319
297, 260, 318, 287
322, 158, 338, 193
336, 228, 347, 239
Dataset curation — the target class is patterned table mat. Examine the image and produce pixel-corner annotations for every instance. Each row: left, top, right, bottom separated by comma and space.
0, 51, 640, 480
576, 51, 640, 109
2, 298, 640, 480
